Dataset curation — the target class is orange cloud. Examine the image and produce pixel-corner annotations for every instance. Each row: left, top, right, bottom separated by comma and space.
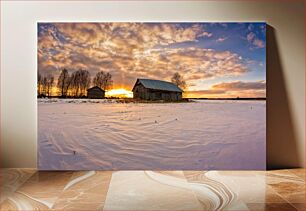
212, 80, 266, 91
185, 80, 266, 98
253, 39, 265, 48
38, 23, 254, 92
247, 32, 265, 49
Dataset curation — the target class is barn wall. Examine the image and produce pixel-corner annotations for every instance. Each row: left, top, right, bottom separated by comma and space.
133, 83, 182, 101
133, 84, 149, 100
87, 89, 105, 99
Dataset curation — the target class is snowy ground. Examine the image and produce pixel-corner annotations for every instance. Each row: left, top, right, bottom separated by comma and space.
38, 99, 266, 170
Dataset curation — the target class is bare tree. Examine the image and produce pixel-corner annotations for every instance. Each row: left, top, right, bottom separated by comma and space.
79, 70, 91, 96
57, 69, 70, 97
42, 76, 48, 96
37, 72, 42, 96
46, 74, 54, 97
70, 69, 91, 97
70, 71, 80, 97
93, 71, 105, 88
93, 71, 113, 90
104, 72, 113, 90
171, 72, 186, 90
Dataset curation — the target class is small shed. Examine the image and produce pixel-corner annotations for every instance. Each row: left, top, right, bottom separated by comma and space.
132, 78, 183, 101
87, 86, 105, 99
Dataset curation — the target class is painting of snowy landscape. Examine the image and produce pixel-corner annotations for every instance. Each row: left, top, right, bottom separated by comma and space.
38, 22, 266, 170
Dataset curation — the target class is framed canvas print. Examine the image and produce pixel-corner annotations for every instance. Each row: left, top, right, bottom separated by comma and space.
37, 22, 266, 170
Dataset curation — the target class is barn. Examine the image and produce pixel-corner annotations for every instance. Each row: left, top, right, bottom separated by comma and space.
132, 79, 183, 101
87, 86, 105, 99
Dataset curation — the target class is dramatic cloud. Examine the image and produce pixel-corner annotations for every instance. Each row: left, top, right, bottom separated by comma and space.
212, 80, 266, 91
186, 80, 266, 98
246, 32, 265, 49
131, 47, 249, 82
38, 23, 249, 89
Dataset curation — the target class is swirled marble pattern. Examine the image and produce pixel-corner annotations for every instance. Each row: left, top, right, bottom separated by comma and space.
0, 169, 304, 210
0, 169, 36, 204
266, 169, 305, 204
103, 171, 204, 210
52, 171, 112, 210
183, 171, 248, 210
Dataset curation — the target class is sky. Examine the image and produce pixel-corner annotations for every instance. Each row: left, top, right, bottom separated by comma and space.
38, 22, 266, 98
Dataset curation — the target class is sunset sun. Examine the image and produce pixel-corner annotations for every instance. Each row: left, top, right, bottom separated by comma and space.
105, 88, 133, 98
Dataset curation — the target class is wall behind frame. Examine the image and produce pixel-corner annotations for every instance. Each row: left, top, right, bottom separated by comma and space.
1, 0, 304, 168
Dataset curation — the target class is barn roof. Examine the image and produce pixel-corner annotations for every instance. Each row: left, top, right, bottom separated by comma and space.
132, 79, 183, 92
87, 86, 105, 92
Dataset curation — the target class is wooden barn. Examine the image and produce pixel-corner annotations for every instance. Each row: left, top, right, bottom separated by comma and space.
87, 86, 105, 99
132, 79, 183, 101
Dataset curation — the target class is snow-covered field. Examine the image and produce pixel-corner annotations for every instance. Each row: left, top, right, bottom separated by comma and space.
38, 99, 266, 170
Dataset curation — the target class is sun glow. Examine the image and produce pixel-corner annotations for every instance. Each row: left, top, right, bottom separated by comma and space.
105, 89, 133, 98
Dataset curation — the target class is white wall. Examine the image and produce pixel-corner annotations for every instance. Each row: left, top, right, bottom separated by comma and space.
1, 0, 304, 168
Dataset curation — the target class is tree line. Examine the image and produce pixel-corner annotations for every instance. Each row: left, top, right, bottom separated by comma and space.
37, 69, 113, 97
38, 69, 186, 98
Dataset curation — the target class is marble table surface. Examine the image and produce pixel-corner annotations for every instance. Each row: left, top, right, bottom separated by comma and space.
0, 168, 304, 210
